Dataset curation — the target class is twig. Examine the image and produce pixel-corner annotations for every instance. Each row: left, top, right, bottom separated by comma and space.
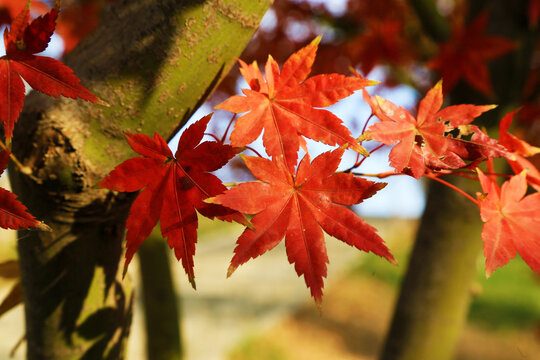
221, 113, 237, 143
425, 173, 479, 205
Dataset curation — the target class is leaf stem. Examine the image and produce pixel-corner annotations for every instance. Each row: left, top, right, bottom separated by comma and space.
359, 114, 374, 142
356, 143, 385, 168
350, 170, 398, 178
204, 133, 221, 143
243, 146, 264, 158
425, 173, 479, 205
344, 143, 386, 173
0, 139, 34, 177
486, 158, 497, 184
221, 113, 237, 143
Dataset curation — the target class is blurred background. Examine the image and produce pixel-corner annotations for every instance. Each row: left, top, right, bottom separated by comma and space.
0, 0, 539, 359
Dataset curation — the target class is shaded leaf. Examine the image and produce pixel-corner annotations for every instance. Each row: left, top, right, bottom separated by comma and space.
100, 115, 241, 287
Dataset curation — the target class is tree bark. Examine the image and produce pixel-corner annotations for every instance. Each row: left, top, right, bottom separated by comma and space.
9, 0, 272, 358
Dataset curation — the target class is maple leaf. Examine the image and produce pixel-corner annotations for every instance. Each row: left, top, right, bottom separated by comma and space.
56, 1, 103, 55
0, 149, 43, 230
477, 169, 540, 277
210, 149, 395, 302
0, 0, 48, 26
345, 19, 414, 75
99, 115, 242, 288
427, 12, 515, 96
364, 81, 496, 178
0, 5, 97, 140
216, 36, 375, 171
498, 110, 540, 191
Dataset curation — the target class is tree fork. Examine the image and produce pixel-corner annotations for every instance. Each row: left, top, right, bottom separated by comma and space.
9, 0, 272, 358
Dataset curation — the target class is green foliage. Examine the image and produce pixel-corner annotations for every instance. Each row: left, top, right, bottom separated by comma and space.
350, 222, 540, 331
468, 256, 540, 330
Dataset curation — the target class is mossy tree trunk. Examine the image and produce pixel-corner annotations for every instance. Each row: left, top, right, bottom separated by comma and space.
9, 0, 272, 358
380, 1, 534, 359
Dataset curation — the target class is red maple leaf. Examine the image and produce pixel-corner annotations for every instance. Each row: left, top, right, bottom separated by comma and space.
0, 149, 43, 230
499, 110, 540, 191
216, 36, 375, 171
477, 169, 540, 277
0, 5, 97, 140
210, 149, 395, 302
56, 0, 103, 54
345, 19, 414, 75
427, 12, 515, 96
99, 115, 241, 287
364, 81, 496, 178
0, 0, 48, 26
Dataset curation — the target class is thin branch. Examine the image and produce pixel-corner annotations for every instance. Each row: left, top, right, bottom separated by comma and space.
0, 139, 42, 183
244, 146, 264, 158
359, 114, 374, 142
350, 170, 399, 179
221, 113, 237, 143
204, 133, 221, 143
425, 173, 479, 205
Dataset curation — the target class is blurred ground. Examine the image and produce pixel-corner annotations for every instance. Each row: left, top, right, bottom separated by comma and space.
0, 213, 538, 360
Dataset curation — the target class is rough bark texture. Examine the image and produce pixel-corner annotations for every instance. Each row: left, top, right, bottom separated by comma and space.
9, 0, 272, 358
381, 1, 534, 359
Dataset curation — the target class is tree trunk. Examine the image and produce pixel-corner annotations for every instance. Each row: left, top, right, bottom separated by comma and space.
9, 0, 272, 358
138, 229, 183, 360
380, 180, 482, 360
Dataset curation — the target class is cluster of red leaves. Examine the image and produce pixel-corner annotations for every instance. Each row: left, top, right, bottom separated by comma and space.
101, 31, 540, 299
0, 0, 105, 55
364, 81, 540, 278
0, 3, 97, 140
363, 81, 498, 178
0, 5, 95, 233
1, 2, 534, 303
102, 38, 394, 301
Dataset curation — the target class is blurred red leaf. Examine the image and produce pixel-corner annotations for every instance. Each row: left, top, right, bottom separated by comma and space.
428, 12, 515, 96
